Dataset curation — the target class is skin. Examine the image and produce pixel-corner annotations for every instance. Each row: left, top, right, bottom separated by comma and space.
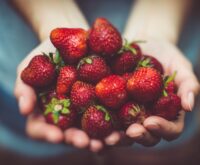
13, 0, 200, 152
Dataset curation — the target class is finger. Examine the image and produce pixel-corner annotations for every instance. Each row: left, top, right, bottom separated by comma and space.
89, 139, 104, 152
104, 131, 121, 146
14, 77, 36, 115
64, 128, 90, 149
126, 123, 160, 146
144, 111, 185, 141
26, 114, 64, 143
170, 57, 200, 111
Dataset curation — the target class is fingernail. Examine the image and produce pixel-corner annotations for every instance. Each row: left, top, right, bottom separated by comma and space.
187, 92, 194, 111
19, 96, 25, 112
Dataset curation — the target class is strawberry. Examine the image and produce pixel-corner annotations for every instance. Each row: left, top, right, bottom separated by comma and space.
95, 75, 127, 109
139, 55, 164, 74
77, 55, 110, 84
81, 105, 113, 138
44, 97, 77, 130
88, 18, 122, 57
70, 81, 95, 109
56, 66, 78, 95
118, 102, 148, 128
165, 81, 177, 94
21, 55, 56, 88
127, 67, 163, 103
111, 42, 142, 74
50, 28, 88, 64
122, 72, 133, 83
164, 72, 177, 94
152, 93, 181, 120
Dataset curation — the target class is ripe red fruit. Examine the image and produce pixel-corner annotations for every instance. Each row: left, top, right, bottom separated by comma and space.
127, 67, 163, 103
139, 55, 164, 74
77, 55, 110, 84
164, 72, 177, 94
152, 93, 181, 120
122, 72, 133, 82
165, 81, 177, 94
21, 55, 56, 88
95, 75, 127, 109
88, 18, 122, 56
70, 81, 95, 109
56, 66, 78, 95
44, 97, 77, 130
50, 28, 88, 64
118, 102, 148, 128
81, 105, 113, 139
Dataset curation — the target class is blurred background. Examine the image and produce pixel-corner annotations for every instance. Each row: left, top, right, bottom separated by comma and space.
0, 0, 200, 164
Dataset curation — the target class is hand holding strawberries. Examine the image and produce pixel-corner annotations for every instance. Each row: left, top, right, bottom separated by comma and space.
14, 18, 200, 152
124, 38, 200, 146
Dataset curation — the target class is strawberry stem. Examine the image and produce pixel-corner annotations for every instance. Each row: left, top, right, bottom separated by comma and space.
163, 90, 168, 97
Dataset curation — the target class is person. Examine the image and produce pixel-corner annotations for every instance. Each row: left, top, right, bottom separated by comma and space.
0, 0, 199, 163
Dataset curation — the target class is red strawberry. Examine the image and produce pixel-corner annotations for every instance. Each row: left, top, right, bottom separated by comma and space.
118, 102, 148, 128
44, 97, 77, 130
152, 93, 181, 120
70, 81, 95, 109
127, 67, 163, 103
56, 66, 78, 95
21, 55, 56, 88
95, 75, 127, 109
139, 55, 164, 74
164, 72, 177, 94
88, 18, 122, 57
77, 55, 110, 84
50, 28, 88, 64
122, 72, 133, 82
81, 105, 113, 139
165, 81, 177, 94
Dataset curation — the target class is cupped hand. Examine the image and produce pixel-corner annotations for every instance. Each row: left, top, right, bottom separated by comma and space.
14, 39, 123, 152
125, 38, 200, 146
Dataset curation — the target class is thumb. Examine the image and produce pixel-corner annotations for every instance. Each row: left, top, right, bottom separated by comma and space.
14, 76, 36, 115
143, 111, 185, 141
176, 69, 200, 111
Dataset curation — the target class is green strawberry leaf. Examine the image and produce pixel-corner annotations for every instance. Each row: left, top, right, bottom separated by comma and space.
96, 105, 111, 121
61, 108, 70, 114
85, 58, 92, 64
131, 40, 146, 44
52, 112, 59, 124
163, 90, 168, 97
139, 58, 151, 67
53, 50, 61, 64
61, 99, 71, 107
164, 71, 177, 87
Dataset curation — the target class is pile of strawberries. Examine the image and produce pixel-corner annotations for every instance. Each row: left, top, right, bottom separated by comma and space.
21, 18, 181, 139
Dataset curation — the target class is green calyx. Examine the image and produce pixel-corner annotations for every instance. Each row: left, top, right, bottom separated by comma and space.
96, 105, 111, 122
138, 58, 151, 67
44, 97, 71, 124
77, 57, 93, 69
43, 50, 64, 71
164, 71, 177, 87
162, 90, 168, 97
128, 104, 141, 117
119, 39, 137, 55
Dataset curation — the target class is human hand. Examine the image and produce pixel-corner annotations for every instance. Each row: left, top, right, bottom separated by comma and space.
125, 38, 200, 146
